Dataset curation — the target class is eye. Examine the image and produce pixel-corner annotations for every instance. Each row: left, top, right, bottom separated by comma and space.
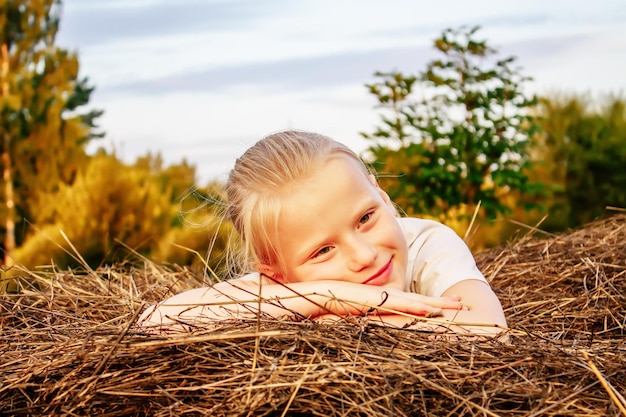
312, 246, 331, 259
359, 211, 373, 225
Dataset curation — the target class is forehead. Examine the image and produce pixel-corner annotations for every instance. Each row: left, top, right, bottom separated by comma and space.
280, 155, 372, 212
276, 155, 377, 242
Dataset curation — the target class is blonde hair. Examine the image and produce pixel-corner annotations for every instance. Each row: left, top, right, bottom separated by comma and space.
226, 130, 369, 275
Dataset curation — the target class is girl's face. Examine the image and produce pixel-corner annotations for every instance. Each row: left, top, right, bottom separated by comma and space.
265, 155, 408, 290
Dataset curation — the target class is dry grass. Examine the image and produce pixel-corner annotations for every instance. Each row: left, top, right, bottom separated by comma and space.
1, 214, 625, 416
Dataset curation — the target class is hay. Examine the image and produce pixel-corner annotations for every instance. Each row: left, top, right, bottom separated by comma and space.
1, 214, 625, 416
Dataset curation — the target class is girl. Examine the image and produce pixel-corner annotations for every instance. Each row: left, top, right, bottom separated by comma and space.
139, 130, 508, 336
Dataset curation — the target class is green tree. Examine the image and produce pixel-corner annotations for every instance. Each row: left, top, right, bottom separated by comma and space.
362, 26, 543, 220
0, 0, 102, 266
535, 95, 626, 229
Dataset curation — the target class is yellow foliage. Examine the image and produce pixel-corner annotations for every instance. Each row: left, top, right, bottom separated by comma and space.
152, 210, 235, 277
11, 224, 67, 270
15, 154, 176, 268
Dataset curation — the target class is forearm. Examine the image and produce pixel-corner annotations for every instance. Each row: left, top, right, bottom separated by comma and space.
139, 280, 396, 329
314, 311, 505, 339
439, 279, 509, 337
139, 281, 332, 329
138, 279, 464, 332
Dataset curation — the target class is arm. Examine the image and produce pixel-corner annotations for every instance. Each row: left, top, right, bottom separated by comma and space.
440, 279, 507, 325
138, 277, 465, 332
391, 218, 509, 337
323, 280, 508, 338
437, 279, 508, 336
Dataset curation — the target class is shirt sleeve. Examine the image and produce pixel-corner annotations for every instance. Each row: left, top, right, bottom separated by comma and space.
401, 218, 488, 297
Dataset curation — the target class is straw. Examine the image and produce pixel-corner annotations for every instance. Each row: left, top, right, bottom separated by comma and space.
1, 213, 624, 416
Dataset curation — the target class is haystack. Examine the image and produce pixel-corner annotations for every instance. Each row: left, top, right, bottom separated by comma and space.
1, 214, 625, 416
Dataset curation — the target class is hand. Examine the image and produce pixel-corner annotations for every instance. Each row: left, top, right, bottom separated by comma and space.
304, 281, 465, 318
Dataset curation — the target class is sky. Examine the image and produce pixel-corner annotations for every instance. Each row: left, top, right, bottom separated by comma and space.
55, 0, 626, 184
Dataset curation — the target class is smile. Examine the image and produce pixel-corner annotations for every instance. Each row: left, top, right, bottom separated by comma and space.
361, 258, 393, 285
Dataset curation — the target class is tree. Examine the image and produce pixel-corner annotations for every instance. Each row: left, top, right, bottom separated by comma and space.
153, 180, 235, 278
15, 153, 175, 269
534, 95, 626, 229
0, 0, 102, 266
14, 151, 233, 276
362, 26, 543, 221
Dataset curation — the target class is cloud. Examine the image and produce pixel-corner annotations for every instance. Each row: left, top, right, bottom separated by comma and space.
97, 44, 432, 97
58, 0, 290, 47
95, 30, 601, 100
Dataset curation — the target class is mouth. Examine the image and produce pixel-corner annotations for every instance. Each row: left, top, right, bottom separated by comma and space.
361, 258, 392, 285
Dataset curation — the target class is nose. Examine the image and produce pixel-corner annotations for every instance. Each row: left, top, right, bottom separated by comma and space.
346, 236, 377, 272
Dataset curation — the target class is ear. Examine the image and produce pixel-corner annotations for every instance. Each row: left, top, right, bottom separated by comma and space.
368, 174, 395, 210
256, 263, 285, 283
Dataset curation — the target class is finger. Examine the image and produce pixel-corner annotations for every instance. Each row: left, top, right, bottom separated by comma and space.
413, 295, 464, 309
407, 303, 442, 316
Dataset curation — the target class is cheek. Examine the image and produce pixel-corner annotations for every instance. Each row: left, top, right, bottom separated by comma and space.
293, 262, 339, 283
281, 264, 308, 283
380, 217, 404, 243
388, 224, 409, 258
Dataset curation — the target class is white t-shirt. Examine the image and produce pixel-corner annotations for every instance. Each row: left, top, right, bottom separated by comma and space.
399, 217, 488, 297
